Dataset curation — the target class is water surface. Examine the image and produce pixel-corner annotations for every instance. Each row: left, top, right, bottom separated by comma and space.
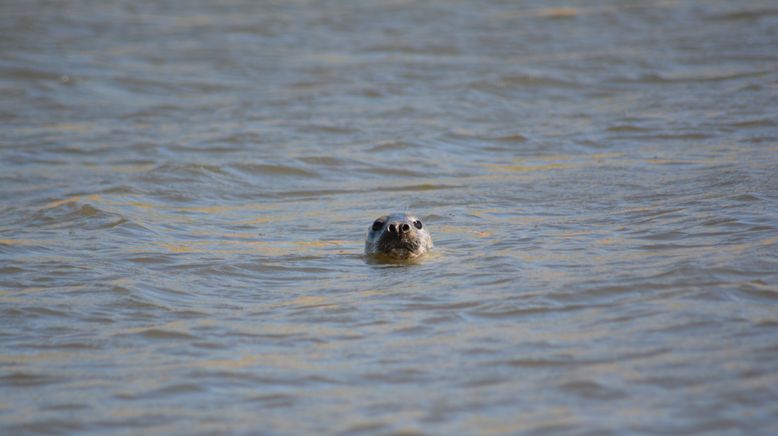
2, 0, 778, 434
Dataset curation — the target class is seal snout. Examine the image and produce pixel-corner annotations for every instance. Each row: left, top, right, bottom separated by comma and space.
387, 222, 411, 235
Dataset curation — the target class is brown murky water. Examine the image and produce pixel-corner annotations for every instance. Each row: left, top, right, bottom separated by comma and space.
2, 0, 778, 433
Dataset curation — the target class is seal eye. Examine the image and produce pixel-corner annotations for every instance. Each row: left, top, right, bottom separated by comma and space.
413, 220, 423, 229
372, 220, 384, 231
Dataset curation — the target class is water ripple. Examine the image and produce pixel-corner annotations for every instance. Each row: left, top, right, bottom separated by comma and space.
2, 0, 778, 434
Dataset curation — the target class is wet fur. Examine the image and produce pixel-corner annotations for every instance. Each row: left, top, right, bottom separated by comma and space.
365, 213, 432, 260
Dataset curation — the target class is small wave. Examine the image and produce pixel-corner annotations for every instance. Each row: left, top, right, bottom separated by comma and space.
467, 301, 602, 319
729, 118, 775, 129
273, 188, 360, 199
362, 43, 461, 56
367, 140, 416, 153
471, 72, 578, 91
366, 166, 428, 177
374, 183, 461, 192
124, 328, 197, 340
500, 72, 579, 88
230, 162, 318, 178
491, 133, 529, 143
558, 379, 627, 400
606, 124, 650, 132
705, 8, 778, 21
297, 123, 360, 135
245, 393, 296, 408
117, 383, 205, 401
403, 300, 482, 311
28, 201, 131, 231
145, 162, 229, 178
0, 372, 63, 387
607, 132, 712, 141
619, 68, 770, 84
732, 283, 778, 304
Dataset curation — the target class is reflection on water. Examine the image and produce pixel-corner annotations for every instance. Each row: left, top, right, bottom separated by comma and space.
2, 0, 778, 433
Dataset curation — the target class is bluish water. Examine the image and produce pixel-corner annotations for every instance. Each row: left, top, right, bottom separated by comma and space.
2, 0, 778, 434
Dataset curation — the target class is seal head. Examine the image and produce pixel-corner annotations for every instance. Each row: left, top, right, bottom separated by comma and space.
365, 213, 433, 260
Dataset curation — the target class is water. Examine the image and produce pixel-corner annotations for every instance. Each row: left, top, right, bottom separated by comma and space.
2, 0, 778, 433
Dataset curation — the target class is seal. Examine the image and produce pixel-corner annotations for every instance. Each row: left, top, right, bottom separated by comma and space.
364, 213, 433, 260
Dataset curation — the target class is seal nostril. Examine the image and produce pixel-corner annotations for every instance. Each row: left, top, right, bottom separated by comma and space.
388, 224, 397, 233
400, 223, 410, 233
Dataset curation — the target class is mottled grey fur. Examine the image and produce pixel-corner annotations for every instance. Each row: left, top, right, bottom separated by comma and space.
365, 213, 433, 260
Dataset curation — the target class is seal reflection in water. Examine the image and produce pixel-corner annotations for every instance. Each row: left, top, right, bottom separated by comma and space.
365, 213, 433, 260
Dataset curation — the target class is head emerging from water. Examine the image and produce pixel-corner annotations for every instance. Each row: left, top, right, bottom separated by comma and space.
365, 213, 433, 260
